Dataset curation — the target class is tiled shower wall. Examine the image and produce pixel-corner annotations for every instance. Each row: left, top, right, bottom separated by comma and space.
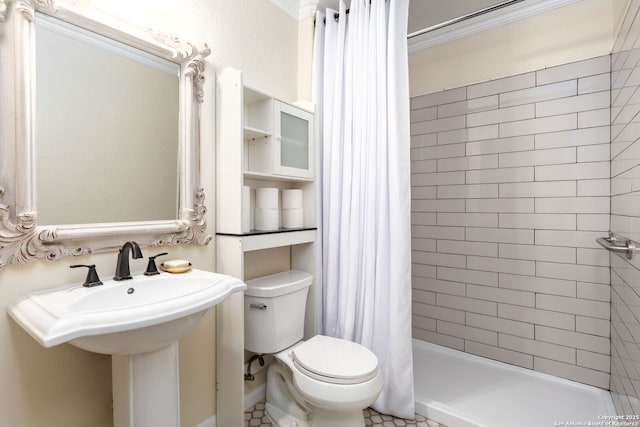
410, 56, 611, 389
610, 0, 640, 414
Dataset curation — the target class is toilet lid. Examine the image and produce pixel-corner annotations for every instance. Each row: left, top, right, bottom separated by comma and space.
291, 335, 379, 385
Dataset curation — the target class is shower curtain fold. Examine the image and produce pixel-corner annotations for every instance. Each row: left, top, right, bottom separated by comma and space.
312, 0, 414, 419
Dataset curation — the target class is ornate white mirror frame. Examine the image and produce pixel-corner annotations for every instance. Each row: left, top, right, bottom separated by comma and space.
0, 0, 212, 270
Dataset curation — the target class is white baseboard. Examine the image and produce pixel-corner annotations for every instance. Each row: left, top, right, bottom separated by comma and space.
245, 383, 267, 410
194, 415, 216, 427
193, 368, 267, 427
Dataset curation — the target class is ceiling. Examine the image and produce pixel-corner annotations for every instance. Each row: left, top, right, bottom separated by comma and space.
407, 0, 506, 34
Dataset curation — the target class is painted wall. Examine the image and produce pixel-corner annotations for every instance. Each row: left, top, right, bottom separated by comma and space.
409, 0, 627, 97
297, 16, 315, 102
610, 0, 640, 415
0, 1, 300, 426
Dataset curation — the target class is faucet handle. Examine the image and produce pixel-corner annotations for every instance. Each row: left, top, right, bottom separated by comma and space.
70, 264, 103, 287
144, 252, 169, 276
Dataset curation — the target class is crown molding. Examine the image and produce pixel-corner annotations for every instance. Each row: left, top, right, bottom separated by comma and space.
408, 0, 580, 54
299, 0, 319, 20
271, 0, 318, 20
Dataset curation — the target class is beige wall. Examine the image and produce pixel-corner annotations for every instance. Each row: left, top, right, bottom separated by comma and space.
0, 1, 300, 426
409, 0, 629, 97
297, 16, 316, 102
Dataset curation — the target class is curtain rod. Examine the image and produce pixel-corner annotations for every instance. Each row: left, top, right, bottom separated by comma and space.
406, 0, 525, 39
318, 0, 524, 31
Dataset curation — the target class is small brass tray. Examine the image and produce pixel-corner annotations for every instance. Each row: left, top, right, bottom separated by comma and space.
160, 262, 192, 274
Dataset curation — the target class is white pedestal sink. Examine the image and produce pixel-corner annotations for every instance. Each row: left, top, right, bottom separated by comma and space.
7, 269, 246, 427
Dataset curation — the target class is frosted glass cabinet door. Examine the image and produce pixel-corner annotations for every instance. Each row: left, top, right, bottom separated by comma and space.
274, 100, 314, 179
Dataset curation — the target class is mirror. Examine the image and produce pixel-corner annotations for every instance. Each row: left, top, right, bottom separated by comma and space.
36, 14, 180, 225
0, 0, 212, 269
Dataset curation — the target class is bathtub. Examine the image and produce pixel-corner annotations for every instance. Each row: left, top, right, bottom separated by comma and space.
413, 339, 616, 427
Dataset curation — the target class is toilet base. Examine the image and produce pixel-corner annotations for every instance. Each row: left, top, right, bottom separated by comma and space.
266, 360, 312, 427
266, 401, 312, 427
265, 359, 369, 427
266, 401, 365, 427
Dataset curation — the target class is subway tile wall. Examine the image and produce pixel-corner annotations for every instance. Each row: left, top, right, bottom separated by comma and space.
610, 0, 640, 415
410, 55, 611, 389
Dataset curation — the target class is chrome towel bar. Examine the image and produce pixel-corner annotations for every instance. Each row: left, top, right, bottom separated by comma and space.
596, 232, 639, 260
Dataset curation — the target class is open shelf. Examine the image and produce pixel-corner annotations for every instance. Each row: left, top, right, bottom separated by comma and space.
216, 228, 316, 252
243, 126, 270, 140
216, 227, 316, 237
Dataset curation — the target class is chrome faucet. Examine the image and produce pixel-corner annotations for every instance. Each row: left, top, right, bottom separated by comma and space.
114, 241, 143, 281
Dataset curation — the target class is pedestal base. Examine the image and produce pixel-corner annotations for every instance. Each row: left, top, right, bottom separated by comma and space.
112, 343, 180, 427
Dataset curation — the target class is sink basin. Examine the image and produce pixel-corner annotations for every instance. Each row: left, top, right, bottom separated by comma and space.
8, 269, 246, 354
8, 268, 246, 427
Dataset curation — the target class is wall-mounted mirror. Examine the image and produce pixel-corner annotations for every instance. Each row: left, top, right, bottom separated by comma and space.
0, 0, 212, 269
36, 14, 181, 225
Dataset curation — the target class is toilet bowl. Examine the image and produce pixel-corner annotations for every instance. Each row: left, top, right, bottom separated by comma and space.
244, 271, 383, 427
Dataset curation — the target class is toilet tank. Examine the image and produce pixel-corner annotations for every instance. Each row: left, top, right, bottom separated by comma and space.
244, 270, 312, 354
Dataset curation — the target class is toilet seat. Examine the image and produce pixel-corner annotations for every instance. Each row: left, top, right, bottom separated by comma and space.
291, 335, 379, 385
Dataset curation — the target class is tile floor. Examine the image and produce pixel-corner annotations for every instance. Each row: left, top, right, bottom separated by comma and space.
244, 401, 446, 427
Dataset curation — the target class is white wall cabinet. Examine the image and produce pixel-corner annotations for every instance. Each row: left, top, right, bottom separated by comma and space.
215, 67, 317, 426
217, 67, 316, 236
273, 100, 314, 179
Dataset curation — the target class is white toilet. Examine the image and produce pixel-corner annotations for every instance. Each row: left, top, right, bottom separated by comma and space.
244, 270, 383, 427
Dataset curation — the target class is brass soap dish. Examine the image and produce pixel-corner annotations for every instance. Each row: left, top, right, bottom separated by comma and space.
160, 261, 192, 274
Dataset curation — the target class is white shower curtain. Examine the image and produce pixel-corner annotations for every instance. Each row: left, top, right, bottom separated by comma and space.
312, 0, 414, 419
